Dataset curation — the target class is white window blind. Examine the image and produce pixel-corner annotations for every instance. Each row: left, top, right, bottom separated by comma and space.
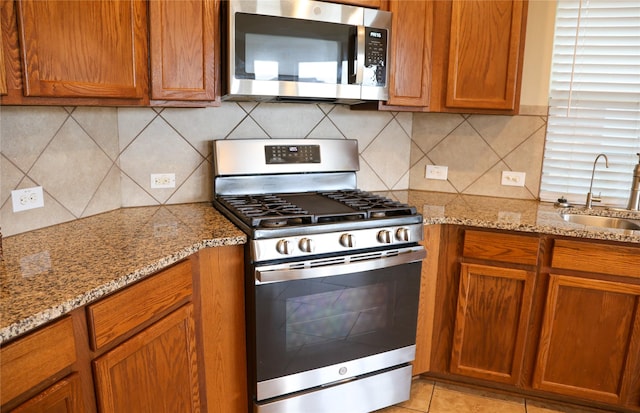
540, 0, 640, 208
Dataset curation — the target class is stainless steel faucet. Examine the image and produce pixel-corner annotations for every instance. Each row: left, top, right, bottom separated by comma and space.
627, 153, 640, 211
586, 153, 609, 209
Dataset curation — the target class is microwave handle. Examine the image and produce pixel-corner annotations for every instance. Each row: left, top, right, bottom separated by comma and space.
354, 25, 366, 85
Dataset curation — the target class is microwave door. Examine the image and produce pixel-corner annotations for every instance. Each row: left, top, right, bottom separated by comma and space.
228, 10, 364, 101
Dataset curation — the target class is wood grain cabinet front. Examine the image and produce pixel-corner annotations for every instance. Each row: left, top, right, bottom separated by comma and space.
321, 0, 384, 8
16, 0, 148, 100
86, 260, 192, 351
93, 304, 201, 413
0, 317, 84, 412
11, 374, 84, 413
149, 0, 218, 104
1, 0, 221, 106
0, 6, 6, 96
450, 230, 539, 385
533, 239, 640, 409
385, 0, 528, 113
384, 0, 433, 108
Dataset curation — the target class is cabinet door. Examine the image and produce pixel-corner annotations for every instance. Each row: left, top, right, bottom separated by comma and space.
198, 246, 247, 413
533, 275, 640, 406
442, 0, 527, 111
0, 6, 6, 96
12, 374, 84, 413
149, 0, 217, 101
93, 304, 201, 413
450, 263, 534, 384
385, 0, 433, 107
16, 0, 148, 99
1, 317, 77, 407
323, 0, 382, 8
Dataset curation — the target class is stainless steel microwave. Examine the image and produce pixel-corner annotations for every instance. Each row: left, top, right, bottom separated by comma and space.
222, 0, 391, 104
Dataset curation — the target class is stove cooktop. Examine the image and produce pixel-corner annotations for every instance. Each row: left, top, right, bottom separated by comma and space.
216, 190, 418, 229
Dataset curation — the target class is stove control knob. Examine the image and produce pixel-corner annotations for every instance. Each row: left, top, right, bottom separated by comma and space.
276, 239, 293, 255
298, 238, 315, 253
396, 227, 410, 242
377, 230, 392, 244
339, 233, 356, 248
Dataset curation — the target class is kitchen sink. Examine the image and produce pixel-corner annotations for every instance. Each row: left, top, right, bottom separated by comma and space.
560, 213, 640, 230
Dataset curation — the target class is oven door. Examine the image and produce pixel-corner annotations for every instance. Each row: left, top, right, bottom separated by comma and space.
250, 245, 425, 402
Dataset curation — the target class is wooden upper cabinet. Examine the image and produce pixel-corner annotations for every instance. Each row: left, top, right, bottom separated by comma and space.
387, 0, 528, 113
149, 0, 218, 102
322, 0, 383, 8
16, 0, 148, 99
0, 6, 6, 96
385, 0, 433, 107
432, 0, 528, 113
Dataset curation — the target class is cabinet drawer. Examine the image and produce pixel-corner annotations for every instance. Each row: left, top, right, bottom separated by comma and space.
551, 239, 640, 279
87, 260, 192, 351
1, 317, 76, 405
463, 230, 539, 266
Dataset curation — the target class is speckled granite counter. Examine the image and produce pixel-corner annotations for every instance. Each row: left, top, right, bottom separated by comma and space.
0, 203, 246, 344
3, 193, 639, 345
402, 191, 640, 244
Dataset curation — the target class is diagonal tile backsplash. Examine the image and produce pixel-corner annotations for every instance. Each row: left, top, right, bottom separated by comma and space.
1, 103, 546, 236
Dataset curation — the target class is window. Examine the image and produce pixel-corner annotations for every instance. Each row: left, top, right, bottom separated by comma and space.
540, 0, 640, 208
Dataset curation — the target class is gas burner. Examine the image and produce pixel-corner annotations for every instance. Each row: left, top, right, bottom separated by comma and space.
321, 190, 417, 218
260, 217, 305, 228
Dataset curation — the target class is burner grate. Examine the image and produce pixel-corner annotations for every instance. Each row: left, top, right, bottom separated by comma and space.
321, 190, 417, 218
217, 194, 314, 227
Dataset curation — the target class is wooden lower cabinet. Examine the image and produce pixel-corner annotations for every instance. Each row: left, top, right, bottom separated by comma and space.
198, 246, 247, 413
533, 274, 640, 406
1, 246, 246, 413
0, 317, 84, 412
449, 230, 538, 385
93, 304, 200, 413
532, 239, 640, 410
451, 263, 534, 384
421, 226, 640, 412
12, 374, 84, 413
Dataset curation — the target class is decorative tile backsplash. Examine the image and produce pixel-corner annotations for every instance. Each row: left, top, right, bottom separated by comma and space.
1, 103, 546, 236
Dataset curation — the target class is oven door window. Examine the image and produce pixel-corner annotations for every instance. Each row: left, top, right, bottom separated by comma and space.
235, 13, 357, 85
253, 262, 421, 382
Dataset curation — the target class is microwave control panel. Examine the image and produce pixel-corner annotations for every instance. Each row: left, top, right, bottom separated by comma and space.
363, 28, 388, 87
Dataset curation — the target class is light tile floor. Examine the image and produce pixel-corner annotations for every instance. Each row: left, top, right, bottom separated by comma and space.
375, 379, 618, 413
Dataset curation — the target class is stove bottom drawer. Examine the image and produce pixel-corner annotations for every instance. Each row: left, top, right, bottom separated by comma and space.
254, 364, 413, 413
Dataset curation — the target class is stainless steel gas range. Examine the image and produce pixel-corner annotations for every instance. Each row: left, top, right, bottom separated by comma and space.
212, 139, 425, 413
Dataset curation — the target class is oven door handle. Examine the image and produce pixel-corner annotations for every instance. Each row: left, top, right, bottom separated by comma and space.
255, 246, 426, 284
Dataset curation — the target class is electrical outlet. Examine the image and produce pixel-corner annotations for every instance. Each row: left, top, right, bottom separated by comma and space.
150, 173, 176, 189
425, 165, 448, 180
11, 186, 45, 212
501, 171, 526, 187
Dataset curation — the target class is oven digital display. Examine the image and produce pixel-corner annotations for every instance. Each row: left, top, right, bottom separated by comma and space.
265, 145, 321, 164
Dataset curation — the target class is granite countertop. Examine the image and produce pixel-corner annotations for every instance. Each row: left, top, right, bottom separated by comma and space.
2, 193, 639, 345
0, 203, 246, 344
404, 191, 640, 244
